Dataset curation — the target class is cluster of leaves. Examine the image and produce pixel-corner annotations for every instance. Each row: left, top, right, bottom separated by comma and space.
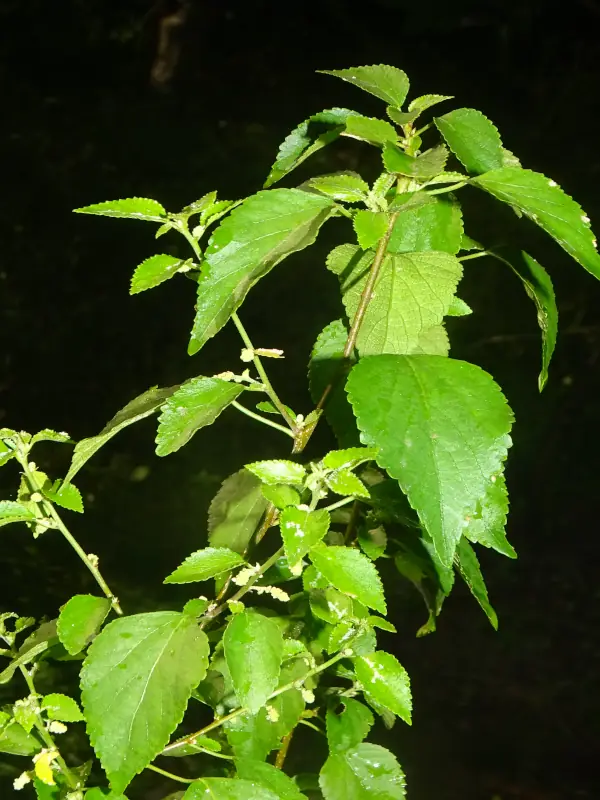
1, 64, 599, 799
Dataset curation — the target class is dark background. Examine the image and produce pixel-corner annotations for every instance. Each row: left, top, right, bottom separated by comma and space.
1, 1, 599, 798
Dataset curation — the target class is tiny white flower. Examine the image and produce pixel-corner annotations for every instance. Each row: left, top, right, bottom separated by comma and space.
47, 720, 68, 734
13, 772, 31, 791
30, 492, 43, 503
266, 705, 279, 722
301, 688, 315, 704
240, 348, 254, 362
87, 553, 99, 568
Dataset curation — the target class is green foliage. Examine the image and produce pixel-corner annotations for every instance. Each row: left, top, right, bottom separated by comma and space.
3, 62, 598, 799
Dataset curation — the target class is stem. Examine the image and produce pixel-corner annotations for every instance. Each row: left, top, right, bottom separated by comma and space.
426, 181, 468, 196
147, 765, 196, 784
458, 250, 491, 261
324, 496, 356, 513
343, 500, 361, 544
161, 649, 349, 756
275, 730, 294, 769
231, 401, 294, 438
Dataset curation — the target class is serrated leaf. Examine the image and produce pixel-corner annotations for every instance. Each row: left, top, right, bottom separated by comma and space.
81, 611, 209, 793
202, 198, 238, 227
320, 65, 409, 108
447, 296, 472, 316
183, 778, 279, 800
245, 460, 306, 486
41, 693, 84, 722
454, 539, 498, 628
182, 598, 210, 617
224, 611, 284, 714
411, 324, 450, 356
435, 108, 504, 175
326, 469, 369, 498
353, 211, 388, 249
386, 106, 419, 125
0, 500, 36, 527
208, 470, 268, 554
57, 595, 111, 655
34, 779, 62, 799
84, 790, 128, 800
74, 197, 166, 222
326, 698, 374, 753
320, 742, 406, 800
236, 759, 307, 800
164, 547, 245, 584
261, 484, 301, 509
343, 115, 398, 146
464, 472, 515, 558
190, 189, 335, 353
31, 429, 72, 445
322, 447, 378, 470
156, 378, 243, 456
310, 587, 354, 624
388, 196, 463, 254
44, 481, 83, 513
310, 545, 386, 614
492, 249, 557, 390
265, 108, 358, 187
383, 143, 448, 179
425, 171, 468, 187
65, 385, 179, 484
472, 168, 600, 278
347, 355, 514, 566
309, 172, 369, 203
387, 191, 435, 213
328, 244, 462, 356
460, 233, 484, 251
280, 507, 330, 567
130, 254, 188, 295
181, 190, 218, 217
354, 652, 411, 724
308, 320, 359, 447
255, 400, 296, 419
408, 93, 453, 114
0, 713, 40, 755
0, 440, 15, 467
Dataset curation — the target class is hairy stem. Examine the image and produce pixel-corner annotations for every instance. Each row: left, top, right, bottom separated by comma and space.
231, 401, 294, 437
275, 729, 294, 769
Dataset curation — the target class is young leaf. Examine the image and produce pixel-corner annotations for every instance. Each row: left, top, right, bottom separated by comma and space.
322, 447, 378, 470
354, 652, 412, 724
325, 469, 369, 498
224, 611, 284, 714
208, 470, 268, 554
81, 612, 209, 793
189, 189, 335, 353
491, 249, 558, 390
319, 65, 410, 109
465, 473, 516, 558
155, 377, 243, 456
343, 115, 398, 146
245, 460, 307, 486
280, 507, 330, 567
471, 168, 600, 278
408, 93, 453, 114
387, 191, 436, 213
460, 232, 484, 251
65, 385, 179, 484
73, 197, 166, 222
358, 526, 387, 560
435, 108, 504, 175
0, 440, 15, 467
353, 211, 388, 249
326, 698, 374, 753
383, 143, 448, 179
310, 586, 354, 624
57, 595, 112, 655
310, 545, 386, 614
386, 106, 419, 126
447, 296, 473, 316
164, 547, 245, 584
30, 429, 72, 445
454, 539, 498, 629
183, 778, 279, 800
130, 254, 189, 295
347, 355, 514, 566
261, 484, 301, 509
308, 172, 369, 203
236, 758, 307, 800
43, 481, 84, 513
387, 196, 463, 255
84, 790, 127, 800
319, 743, 406, 800
0, 714, 41, 756
0, 500, 36, 527
41, 693, 84, 722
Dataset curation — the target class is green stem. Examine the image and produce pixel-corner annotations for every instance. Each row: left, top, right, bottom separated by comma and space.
231, 401, 294, 438
147, 765, 196, 784
161, 649, 349, 756
426, 181, 468, 196
324, 496, 356, 513
458, 250, 491, 261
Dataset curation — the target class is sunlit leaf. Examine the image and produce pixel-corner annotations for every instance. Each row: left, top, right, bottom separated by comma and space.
388, 196, 463, 254
354, 651, 411, 724
343, 115, 398, 146
165, 547, 245, 584
326, 698, 374, 753
464, 472, 516, 559
0, 500, 36, 528
308, 172, 369, 203
280, 507, 330, 568
41, 693, 84, 722
310, 545, 386, 614
236, 758, 307, 800
320, 743, 406, 800
435, 108, 504, 175
245, 460, 306, 486
74, 197, 166, 222
454, 539, 498, 629
130, 254, 190, 295
57, 595, 112, 655
353, 211, 388, 249
319, 65, 410, 108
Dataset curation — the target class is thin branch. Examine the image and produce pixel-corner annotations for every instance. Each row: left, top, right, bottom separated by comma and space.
231, 401, 294, 438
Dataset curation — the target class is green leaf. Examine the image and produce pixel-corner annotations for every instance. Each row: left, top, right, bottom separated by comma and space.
0, 440, 15, 467
74, 197, 166, 222
261, 484, 301, 509
322, 447, 378, 470
280, 507, 330, 568
388, 196, 463, 254
309, 172, 369, 203
454, 539, 498, 629
183, 778, 279, 800
387, 191, 436, 213
31, 429, 72, 445
0, 715, 40, 756
386, 106, 419, 126
491, 249, 557, 390
353, 211, 388, 249
326, 698, 374, 753
164, 547, 245, 584
224, 611, 284, 713
347, 355, 513, 566
464, 472, 516, 558
310, 587, 354, 624
265, 108, 357, 187
328, 244, 462, 356
408, 93, 453, 114
320, 743, 406, 800
472, 168, 600, 279
435, 108, 504, 175
65, 385, 179, 484
81, 612, 209, 793
319, 65, 410, 108
256, 400, 297, 419
85, 790, 128, 800
308, 320, 359, 447
208, 470, 268, 554
447, 296, 472, 316
182, 598, 210, 617
354, 652, 411, 724
41, 693, 84, 722
156, 378, 243, 456
34, 780, 62, 800
0, 500, 36, 527
236, 759, 307, 800
44, 481, 84, 513
310, 545, 386, 614
383, 143, 448, 179
57, 595, 112, 655
326, 469, 369, 499
130, 254, 189, 295
245, 460, 306, 486
343, 115, 398, 146
460, 233, 484, 251
358, 526, 387, 560
190, 189, 335, 353
411, 324, 450, 356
